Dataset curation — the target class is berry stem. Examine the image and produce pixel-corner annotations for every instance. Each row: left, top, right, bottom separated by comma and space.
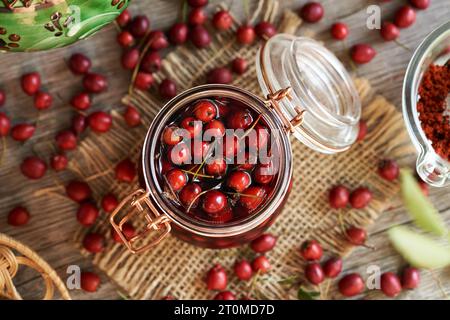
193, 140, 218, 180
225, 191, 263, 198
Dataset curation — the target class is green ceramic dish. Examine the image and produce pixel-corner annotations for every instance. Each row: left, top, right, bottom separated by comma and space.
0, 0, 129, 52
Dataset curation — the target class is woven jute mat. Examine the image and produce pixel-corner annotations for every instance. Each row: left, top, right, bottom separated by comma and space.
69, 1, 415, 299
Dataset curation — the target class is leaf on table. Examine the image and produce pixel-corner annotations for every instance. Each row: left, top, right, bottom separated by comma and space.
388, 226, 450, 269
400, 169, 448, 237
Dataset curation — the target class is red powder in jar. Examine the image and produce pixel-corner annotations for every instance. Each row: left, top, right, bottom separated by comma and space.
417, 61, 450, 161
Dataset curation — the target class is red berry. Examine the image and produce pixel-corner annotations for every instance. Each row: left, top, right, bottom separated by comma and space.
188, 8, 207, 25
134, 72, 154, 90
111, 222, 136, 243
194, 100, 217, 122
300, 240, 323, 261
165, 169, 188, 192
21, 72, 41, 96
300, 2, 324, 23
190, 25, 211, 48
323, 257, 343, 278
88, 111, 112, 133
0, 89, 5, 107
214, 291, 236, 300
351, 44, 376, 64
179, 183, 202, 207
80, 272, 100, 292
68, 53, 91, 75
168, 142, 190, 165
357, 119, 367, 141
234, 260, 253, 281
141, 51, 161, 73
102, 193, 119, 213
169, 23, 189, 45
227, 109, 253, 129
253, 162, 274, 184
115, 158, 136, 183
305, 263, 325, 285
7, 206, 30, 226
232, 57, 247, 75
70, 92, 91, 111
188, 0, 208, 7
116, 9, 131, 27
56, 130, 77, 150
205, 119, 225, 137
394, 6, 416, 28
202, 190, 227, 215
206, 264, 227, 291
123, 105, 141, 127
148, 30, 169, 50
20, 156, 47, 179
66, 180, 91, 203
213, 10, 233, 30
255, 21, 277, 39
417, 179, 429, 196
409, 0, 430, 9
11, 124, 35, 141
346, 226, 367, 246
0, 112, 10, 136
180, 117, 202, 138
401, 267, 420, 289
236, 25, 255, 45
34, 91, 52, 110
207, 67, 233, 84
50, 153, 68, 171
380, 22, 400, 41
121, 48, 140, 70
83, 73, 108, 93
129, 15, 150, 38
331, 22, 349, 40
227, 170, 251, 192
338, 273, 365, 297
239, 186, 265, 211
380, 272, 402, 297
251, 255, 271, 274
378, 159, 400, 181
349, 187, 372, 209
72, 114, 87, 135
250, 233, 277, 253
77, 202, 99, 227
205, 158, 227, 177
329, 185, 350, 209
159, 79, 177, 99
117, 30, 134, 47
83, 233, 104, 253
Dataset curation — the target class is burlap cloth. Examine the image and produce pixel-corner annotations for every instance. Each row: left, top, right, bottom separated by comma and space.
67, 1, 414, 299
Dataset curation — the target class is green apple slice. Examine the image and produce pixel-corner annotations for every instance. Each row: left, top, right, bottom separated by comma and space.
388, 227, 450, 269
400, 169, 447, 237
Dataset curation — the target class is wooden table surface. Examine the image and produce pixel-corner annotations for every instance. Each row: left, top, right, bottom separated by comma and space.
1, 0, 449, 300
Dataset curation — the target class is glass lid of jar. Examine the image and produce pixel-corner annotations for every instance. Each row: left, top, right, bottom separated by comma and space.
256, 34, 361, 154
